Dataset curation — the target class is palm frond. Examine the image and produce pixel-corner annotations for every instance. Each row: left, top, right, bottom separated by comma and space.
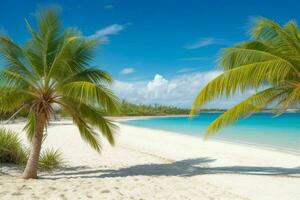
277, 84, 300, 109
59, 81, 120, 114
0, 36, 36, 79
205, 87, 286, 137
0, 88, 29, 113
75, 119, 102, 152
23, 111, 37, 141
283, 20, 300, 42
251, 17, 300, 56
58, 97, 117, 145
191, 60, 294, 115
192, 17, 300, 136
0, 70, 36, 89
57, 100, 102, 152
60, 68, 113, 85
219, 47, 295, 72
46, 35, 80, 82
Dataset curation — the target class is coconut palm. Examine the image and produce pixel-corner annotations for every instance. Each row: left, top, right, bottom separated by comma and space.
191, 18, 300, 138
0, 9, 119, 179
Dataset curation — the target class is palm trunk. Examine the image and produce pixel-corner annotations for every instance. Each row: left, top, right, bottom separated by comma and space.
22, 113, 46, 179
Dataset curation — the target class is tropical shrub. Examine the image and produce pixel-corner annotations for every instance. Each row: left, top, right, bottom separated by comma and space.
0, 128, 63, 171
39, 148, 63, 171
0, 128, 27, 164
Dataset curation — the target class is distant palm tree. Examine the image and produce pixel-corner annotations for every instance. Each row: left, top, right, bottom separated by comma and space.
191, 18, 300, 138
0, 9, 119, 179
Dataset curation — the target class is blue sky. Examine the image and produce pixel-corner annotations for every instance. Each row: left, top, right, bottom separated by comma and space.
1, 0, 300, 107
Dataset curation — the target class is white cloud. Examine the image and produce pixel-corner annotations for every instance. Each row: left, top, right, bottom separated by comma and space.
89, 24, 125, 43
113, 71, 256, 108
184, 38, 227, 49
120, 67, 135, 75
145, 74, 170, 99
91, 24, 124, 37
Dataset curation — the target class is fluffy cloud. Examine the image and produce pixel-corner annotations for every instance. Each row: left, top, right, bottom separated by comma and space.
89, 24, 125, 43
120, 67, 135, 75
113, 71, 255, 108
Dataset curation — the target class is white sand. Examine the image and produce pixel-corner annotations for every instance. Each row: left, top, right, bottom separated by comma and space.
1, 118, 300, 200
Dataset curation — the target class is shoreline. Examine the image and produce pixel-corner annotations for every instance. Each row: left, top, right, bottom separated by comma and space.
2, 115, 299, 156
107, 114, 189, 121
115, 122, 300, 161
117, 116, 300, 156
122, 123, 300, 156
1, 118, 300, 199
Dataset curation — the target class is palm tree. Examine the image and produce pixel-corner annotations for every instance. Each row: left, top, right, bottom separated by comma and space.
0, 9, 119, 179
191, 18, 300, 138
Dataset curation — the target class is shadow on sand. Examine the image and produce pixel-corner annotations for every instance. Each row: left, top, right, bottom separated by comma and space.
44, 157, 300, 179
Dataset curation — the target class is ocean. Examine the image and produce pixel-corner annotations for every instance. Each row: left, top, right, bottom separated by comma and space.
122, 113, 300, 154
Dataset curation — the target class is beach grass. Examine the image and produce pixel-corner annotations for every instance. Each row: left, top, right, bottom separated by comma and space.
0, 128, 63, 171
39, 148, 64, 171
0, 128, 27, 165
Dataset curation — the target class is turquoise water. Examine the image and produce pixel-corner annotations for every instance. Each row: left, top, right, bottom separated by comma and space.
123, 113, 300, 153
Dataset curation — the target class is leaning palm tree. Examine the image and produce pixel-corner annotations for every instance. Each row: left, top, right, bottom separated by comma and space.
0, 9, 119, 179
191, 18, 300, 138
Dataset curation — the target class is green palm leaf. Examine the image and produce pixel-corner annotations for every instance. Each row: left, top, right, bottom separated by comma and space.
59, 81, 119, 114
23, 111, 37, 141
205, 87, 286, 136
191, 17, 300, 137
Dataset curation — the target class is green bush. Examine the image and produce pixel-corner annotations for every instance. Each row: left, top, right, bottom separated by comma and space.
0, 128, 27, 164
0, 128, 63, 171
39, 148, 64, 171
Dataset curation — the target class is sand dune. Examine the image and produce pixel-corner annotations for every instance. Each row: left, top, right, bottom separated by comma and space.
1, 119, 300, 200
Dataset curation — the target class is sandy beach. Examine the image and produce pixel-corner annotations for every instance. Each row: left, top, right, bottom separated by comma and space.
1, 118, 300, 200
